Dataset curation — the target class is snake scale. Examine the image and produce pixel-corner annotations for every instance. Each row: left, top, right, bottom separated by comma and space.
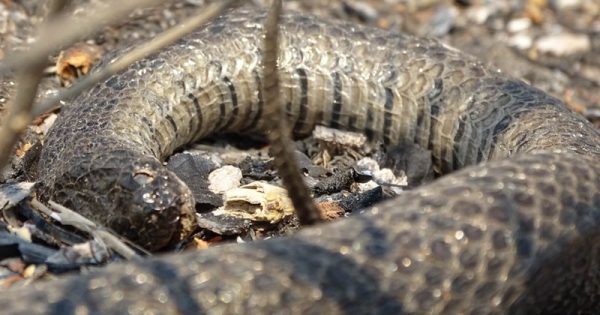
3, 6, 600, 315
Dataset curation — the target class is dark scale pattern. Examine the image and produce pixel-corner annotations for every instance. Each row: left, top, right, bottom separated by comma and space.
8, 7, 600, 314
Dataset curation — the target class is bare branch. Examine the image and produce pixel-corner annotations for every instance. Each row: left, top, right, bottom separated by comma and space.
262, 0, 323, 225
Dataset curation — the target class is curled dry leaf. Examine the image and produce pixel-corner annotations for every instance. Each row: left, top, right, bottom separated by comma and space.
55, 43, 102, 86
316, 200, 346, 221
14, 142, 32, 158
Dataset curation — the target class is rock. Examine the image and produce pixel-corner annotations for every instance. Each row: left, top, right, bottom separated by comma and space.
507, 17, 532, 33
355, 157, 380, 175
208, 165, 243, 194
342, 1, 379, 23
424, 5, 458, 37
465, 6, 492, 24
535, 33, 590, 56
550, 0, 583, 10
509, 34, 534, 50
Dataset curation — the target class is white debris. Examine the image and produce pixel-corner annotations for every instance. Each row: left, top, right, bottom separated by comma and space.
355, 158, 407, 194
0, 182, 35, 211
208, 165, 242, 194
550, 0, 583, 10
357, 180, 380, 192
214, 181, 294, 223
372, 168, 407, 194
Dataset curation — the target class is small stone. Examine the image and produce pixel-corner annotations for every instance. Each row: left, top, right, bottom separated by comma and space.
424, 5, 458, 37
342, 1, 379, 23
550, 0, 583, 10
466, 6, 492, 24
355, 157, 380, 175
208, 165, 243, 194
508, 34, 533, 50
535, 33, 590, 56
507, 18, 532, 33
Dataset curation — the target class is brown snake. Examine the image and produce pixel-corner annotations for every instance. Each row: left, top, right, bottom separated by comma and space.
3, 6, 600, 315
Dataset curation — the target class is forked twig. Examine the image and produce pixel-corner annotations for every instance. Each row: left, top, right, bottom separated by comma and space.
262, 0, 324, 225
32, 0, 241, 117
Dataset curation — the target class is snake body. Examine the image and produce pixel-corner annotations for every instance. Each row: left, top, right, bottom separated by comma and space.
4, 7, 600, 314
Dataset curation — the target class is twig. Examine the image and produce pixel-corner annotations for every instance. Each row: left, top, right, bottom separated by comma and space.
30, 198, 143, 260
0, 0, 69, 175
32, 0, 242, 116
0, 0, 166, 73
262, 0, 324, 225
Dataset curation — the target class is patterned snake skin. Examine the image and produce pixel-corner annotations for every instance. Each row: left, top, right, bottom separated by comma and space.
3, 7, 600, 314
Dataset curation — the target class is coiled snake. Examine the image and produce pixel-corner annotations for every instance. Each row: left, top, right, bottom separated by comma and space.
3, 7, 600, 315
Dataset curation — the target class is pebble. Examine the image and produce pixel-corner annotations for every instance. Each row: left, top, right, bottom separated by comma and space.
465, 6, 492, 24
550, 0, 583, 10
509, 33, 533, 50
507, 18, 531, 33
535, 33, 591, 56
342, 1, 379, 23
208, 165, 243, 194
425, 5, 458, 37
355, 157, 380, 176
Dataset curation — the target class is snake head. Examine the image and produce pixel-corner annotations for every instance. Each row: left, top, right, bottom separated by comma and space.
42, 151, 197, 251
108, 159, 197, 250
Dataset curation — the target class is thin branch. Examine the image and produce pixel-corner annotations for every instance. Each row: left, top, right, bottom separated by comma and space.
30, 198, 143, 260
32, 0, 242, 116
262, 0, 324, 225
